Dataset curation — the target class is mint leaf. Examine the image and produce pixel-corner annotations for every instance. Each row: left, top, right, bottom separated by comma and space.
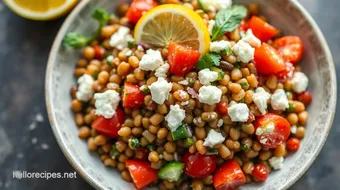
62, 33, 90, 48
211, 5, 247, 41
92, 8, 110, 25
196, 53, 221, 70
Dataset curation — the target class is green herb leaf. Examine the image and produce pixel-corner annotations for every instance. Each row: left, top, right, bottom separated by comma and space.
147, 145, 156, 151
223, 47, 233, 56
240, 144, 250, 152
62, 32, 90, 48
286, 102, 295, 112
110, 145, 120, 159
92, 71, 99, 80
211, 5, 247, 41
128, 40, 136, 48
238, 99, 245, 103
128, 138, 141, 150
184, 138, 194, 148
211, 66, 225, 80
240, 82, 249, 88
206, 149, 219, 155
196, 53, 221, 70
116, 87, 123, 93
92, 8, 110, 25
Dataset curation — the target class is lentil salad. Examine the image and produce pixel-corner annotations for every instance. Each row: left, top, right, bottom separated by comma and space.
65, 0, 312, 189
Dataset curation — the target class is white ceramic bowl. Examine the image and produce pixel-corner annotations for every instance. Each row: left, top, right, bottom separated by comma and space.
45, 0, 337, 189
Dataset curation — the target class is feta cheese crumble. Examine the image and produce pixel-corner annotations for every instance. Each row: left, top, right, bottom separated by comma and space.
94, 90, 120, 119
198, 69, 219, 86
228, 101, 249, 122
233, 40, 255, 63
217, 119, 224, 128
242, 29, 261, 48
165, 105, 186, 131
137, 45, 144, 51
179, 90, 187, 99
271, 89, 289, 111
139, 49, 164, 71
253, 87, 271, 115
210, 41, 231, 53
203, 129, 225, 148
181, 101, 189, 106
149, 77, 172, 104
291, 72, 309, 93
198, 86, 222, 105
291, 125, 297, 134
255, 122, 275, 135
208, 20, 215, 36
200, 0, 233, 12
76, 74, 94, 101
109, 26, 133, 50
269, 156, 284, 170
155, 62, 170, 78
178, 79, 189, 85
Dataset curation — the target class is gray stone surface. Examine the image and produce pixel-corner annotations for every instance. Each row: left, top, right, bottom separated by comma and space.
0, 0, 338, 189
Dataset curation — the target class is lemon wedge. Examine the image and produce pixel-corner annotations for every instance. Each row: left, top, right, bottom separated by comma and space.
134, 4, 210, 54
4, 0, 78, 21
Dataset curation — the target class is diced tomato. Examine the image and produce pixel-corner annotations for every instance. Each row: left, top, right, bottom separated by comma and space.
125, 160, 158, 189
239, 20, 249, 31
213, 159, 246, 190
183, 151, 216, 178
254, 43, 286, 75
126, 0, 158, 24
286, 137, 300, 151
296, 91, 312, 106
123, 83, 145, 108
92, 108, 125, 138
272, 36, 303, 64
94, 45, 105, 60
168, 43, 201, 76
254, 113, 291, 148
252, 164, 268, 181
276, 62, 295, 82
248, 16, 278, 42
217, 102, 228, 115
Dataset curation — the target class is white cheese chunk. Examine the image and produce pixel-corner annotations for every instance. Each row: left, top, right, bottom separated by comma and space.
94, 90, 120, 119
291, 72, 309, 93
109, 26, 133, 50
217, 119, 224, 128
203, 129, 225, 148
210, 40, 231, 53
253, 87, 271, 115
178, 79, 189, 85
227, 101, 249, 122
233, 40, 255, 63
165, 105, 186, 131
76, 74, 94, 101
269, 156, 284, 170
198, 86, 222, 105
198, 69, 219, 86
155, 62, 170, 78
139, 49, 164, 71
200, 0, 233, 12
256, 122, 275, 135
242, 29, 261, 48
149, 77, 172, 104
271, 89, 289, 111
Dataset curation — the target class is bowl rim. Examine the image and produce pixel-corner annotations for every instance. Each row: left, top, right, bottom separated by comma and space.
45, 0, 337, 189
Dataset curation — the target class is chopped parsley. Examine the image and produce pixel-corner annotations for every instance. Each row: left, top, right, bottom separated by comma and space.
196, 53, 221, 70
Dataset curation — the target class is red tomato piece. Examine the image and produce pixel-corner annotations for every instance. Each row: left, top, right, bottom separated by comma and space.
213, 159, 246, 190
183, 151, 216, 178
296, 91, 312, 106
276, 62, 295, 82
126, 0, 158, 24
239, 19, 249, 31
248, 16, 278, 42
94, 45, 105, 60
92, 108, 125, 138
254, 113, 291, 148
272, 36, 303, 64
123, 83, 145, 108
254, 43, 286, 75
286, 137, 300, 151
252, 164, 269, 181
168, 43, 201, 76
125, 160, 158, 189
217, 102, 228, 115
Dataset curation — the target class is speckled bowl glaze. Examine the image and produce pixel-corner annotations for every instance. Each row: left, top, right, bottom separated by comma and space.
45, 0, 336, 189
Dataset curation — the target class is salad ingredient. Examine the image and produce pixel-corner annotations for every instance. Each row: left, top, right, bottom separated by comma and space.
268, 156, 284, 170
254, 43, 286, 75
158, 161, 184, 182
252, 164, 269, 180
139, 49, 164, 71
165, 105, 186, 131
216, 102, 228, 115
252, 87, 271, 115
286, 137, 300, 151
125, 160, 158, 189
183, 151, 217, 178
123, 83, 146, 108
271, 89, 289, 111
94, 90, 121, 119
92, 109, 125, 138
198, 85, 222, 105
196, 53, 221, 70
149, 77, 173, 104
272, 36, 303, 64
232, 40, 255, 63
227, 101, 249, 122
213, 159, 246, 190
248, 16, 278, 42
297, 91, 312, 106
291, 72, 309, 93
203, 129, 225, 148
126, 0, 158, 24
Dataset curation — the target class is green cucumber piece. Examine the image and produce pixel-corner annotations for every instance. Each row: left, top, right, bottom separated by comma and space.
171, 125, 188, 140
184, 138, 194, 148
158, 161, 184, 182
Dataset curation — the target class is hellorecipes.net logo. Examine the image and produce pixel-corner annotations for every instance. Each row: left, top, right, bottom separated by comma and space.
13, 171, 77, 180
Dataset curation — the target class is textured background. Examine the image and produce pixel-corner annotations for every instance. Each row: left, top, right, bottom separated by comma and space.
0, 0, 339, 189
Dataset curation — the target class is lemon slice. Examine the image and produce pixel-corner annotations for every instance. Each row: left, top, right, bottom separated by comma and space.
4, 0, 78, 21
134, 4, 210, 54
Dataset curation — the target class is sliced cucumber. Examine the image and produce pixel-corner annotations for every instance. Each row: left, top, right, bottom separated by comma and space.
158, 161, 184, 182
